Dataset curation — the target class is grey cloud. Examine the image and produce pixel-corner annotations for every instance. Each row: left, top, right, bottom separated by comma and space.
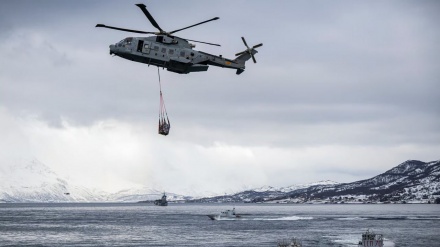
1, 0, 439, 146
0, 0, 439, 193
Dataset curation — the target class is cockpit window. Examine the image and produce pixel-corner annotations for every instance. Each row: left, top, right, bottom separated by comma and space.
125, 38, 133, 45
118, 38, 133, 46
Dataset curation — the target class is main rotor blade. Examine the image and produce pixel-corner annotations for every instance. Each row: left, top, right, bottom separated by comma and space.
185, 38, 221, 47
241, 37, 249, 48
169, 17, 220, 34
253, 43, 263, 49
135, 4, 163, 32
95, 24, 155, 34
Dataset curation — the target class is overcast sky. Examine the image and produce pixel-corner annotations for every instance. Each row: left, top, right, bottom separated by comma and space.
0, 0, 439, 195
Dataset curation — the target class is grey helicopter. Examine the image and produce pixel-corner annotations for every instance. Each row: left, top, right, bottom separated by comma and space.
96, 3, 262, 75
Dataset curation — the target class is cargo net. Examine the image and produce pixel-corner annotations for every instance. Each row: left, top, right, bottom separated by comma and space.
158, 68, 170, 136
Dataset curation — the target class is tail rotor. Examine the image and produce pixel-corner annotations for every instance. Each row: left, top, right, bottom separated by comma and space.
235, 37, 263, 63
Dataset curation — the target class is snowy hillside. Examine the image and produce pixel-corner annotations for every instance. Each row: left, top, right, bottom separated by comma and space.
0, 158, 191, 203
0, 158, 107, 202
280, 180, 339, 193
192, 180, 340, 203
192, 160, 440, 204
257, 160, 440, 204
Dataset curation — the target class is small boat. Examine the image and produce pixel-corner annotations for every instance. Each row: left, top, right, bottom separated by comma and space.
358, 229, 383, 247
277, 238, 302, 247
207, 207, 241, 220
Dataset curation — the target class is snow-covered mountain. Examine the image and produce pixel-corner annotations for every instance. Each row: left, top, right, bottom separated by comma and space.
0, 158, 191, 203
192, 160, 440, 204
0, 158, 108, 202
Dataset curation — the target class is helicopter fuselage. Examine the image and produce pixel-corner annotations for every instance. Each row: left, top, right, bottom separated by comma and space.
109, 35, 254, 75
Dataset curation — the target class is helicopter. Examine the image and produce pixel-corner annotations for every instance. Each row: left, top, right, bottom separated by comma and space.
96, 3, 262, 75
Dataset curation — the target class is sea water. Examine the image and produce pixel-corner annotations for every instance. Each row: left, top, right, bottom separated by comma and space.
0, 203, 439, 246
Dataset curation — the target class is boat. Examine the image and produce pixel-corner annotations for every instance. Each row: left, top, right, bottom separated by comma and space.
277, 238, 302, 247
207, 207, 241, 220
358, 229, 383, 247
154, 192, 168, 206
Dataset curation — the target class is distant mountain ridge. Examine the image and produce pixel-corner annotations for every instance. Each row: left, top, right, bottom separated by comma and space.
1, 159, 439, 203
193, 160, 440, 204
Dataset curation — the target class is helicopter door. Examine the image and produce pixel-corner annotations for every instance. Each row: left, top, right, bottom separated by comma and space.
141, 41, 151, 54
137, 40, 151, 54
136, 40, 144, 52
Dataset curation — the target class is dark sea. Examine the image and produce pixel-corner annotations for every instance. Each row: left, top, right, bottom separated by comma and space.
0, 203, 439, 246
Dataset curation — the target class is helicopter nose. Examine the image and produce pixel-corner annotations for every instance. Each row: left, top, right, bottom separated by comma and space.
109, 44, 115, 55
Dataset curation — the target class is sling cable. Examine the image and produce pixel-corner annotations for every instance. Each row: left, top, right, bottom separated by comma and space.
157, 67, 170, 136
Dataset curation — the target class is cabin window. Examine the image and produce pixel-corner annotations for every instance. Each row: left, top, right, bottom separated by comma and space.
168, 49, 174, 55
154, 46, 159, 51
180, 51, 185, 57
161, 48, 166, 53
